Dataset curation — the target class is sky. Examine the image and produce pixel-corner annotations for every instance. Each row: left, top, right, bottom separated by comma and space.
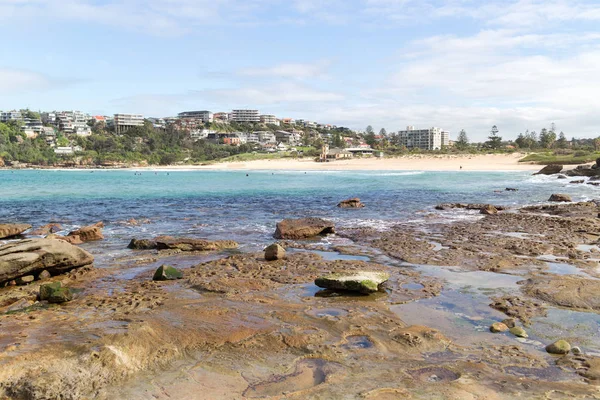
1, 0, 600, 141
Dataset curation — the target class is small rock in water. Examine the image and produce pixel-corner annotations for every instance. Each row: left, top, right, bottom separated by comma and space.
548, 194, 572, 202
570, 180, 585, 184
315, 271, 389, 294
480, 205, 499, 215
39, 282, 73, 304
509, 326, 528, 338
490, 322, 509, 333
572, 346, 582, 355
502, 318, 516, 328
337, 198, 365, 208
264, 244, 285, 261
505, 188, 518, 192
153, 265, 183, 281
546, 339, 571, 355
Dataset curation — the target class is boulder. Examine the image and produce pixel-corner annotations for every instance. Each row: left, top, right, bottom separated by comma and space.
565, 165, 600, 177
39, 282, 73, 303
153, 265, 183, 281
534, 165, 563, 175
265, 243, 285, 261
509, 326, 528, 338
66, 222, 104, 243
0, 223, 31, 239
480, 205, 499, 215
337, 198, 365, 208
128, 238, 157, 250
29, 223, 63, 236
490, 322, 509, 333
315, 271, 389, 294
154, 237, 238, 252
549, 194, 572, 202
557, 175, 568, 179
0, 238, 94, 284
274, 218, 335, 240
546, 340, 571, 355
570, 180, 584, 184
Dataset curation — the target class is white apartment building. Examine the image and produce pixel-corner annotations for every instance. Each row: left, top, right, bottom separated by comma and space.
114, 113, 144, 134
231, 109, 260, 123
441, 130, 450, 147
258, 131, 276, 143
259, 115, 279, 125
0, 110, 22, 122
178, 111, 213, 123
396, 126, 445, 150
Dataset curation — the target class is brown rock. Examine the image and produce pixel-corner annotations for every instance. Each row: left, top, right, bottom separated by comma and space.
154, 236, 238, 252
533, 164, 563, 175
274, 218, 335, 239
490, 322, 509, 333
337, 198, 365, 208
265, 243, 285, 261
0, 223, 31, 239
128, 238, 157, 250
548, 194, 572, 202
29, 223, 63, 236
480, 205, 498, 215
0, 238, 94, 283
38, 270, 51, 280
67, 222, 104, 243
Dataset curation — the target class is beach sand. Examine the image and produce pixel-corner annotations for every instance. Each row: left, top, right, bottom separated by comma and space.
152, 153, 543, 172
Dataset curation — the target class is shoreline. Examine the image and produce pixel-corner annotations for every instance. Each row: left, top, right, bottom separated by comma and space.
1, 153, 550, 172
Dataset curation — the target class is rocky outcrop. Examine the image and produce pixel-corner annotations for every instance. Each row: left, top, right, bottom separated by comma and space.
565, 165, 600, 177
315, 271, 389, 294
153, 265, 183, 281
570, 180, 585, 184
337, 198, 365, 208
436, 203, 505, 211
0, 238, 94, 283
548, 194, 572, 202
264, 243, 285, 261
0, 223, 31, 239
154, 236, 238, 252
480, 205, 499, 215
128, 238, 157, 250
65, 222, 104, 243
274, 218, 335, 239
29, 223, 63, 236
534, 164, 563, 175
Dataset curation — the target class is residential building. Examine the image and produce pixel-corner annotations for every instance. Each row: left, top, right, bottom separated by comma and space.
303, 121, 317, 129
231, 109, 260, 123
396, 126, 444, 150
0, 110, 22, 122
275, 130, 301, 145
213, 112, 229, 122
54, 146, 82, 155
325, 148, 353, 160
281, 118, 295, 125
147, 117, 166, 130
258, 131, 276, 143
223, 137, 241, 146
260, 115, 279, 125
190, 129, 216, 140
178, 110, 213, 123
114, 113, 144, 134
441, 130, 450, 147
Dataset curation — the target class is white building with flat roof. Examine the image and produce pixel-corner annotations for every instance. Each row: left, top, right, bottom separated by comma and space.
114, 113, 144, 134
260, 115, 279, 125
178, 110, 213, 123
231, 109, 260, 123
396, 126, 444, 150
0, 110, 22, 122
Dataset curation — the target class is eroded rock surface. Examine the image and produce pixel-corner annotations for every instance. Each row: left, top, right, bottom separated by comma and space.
274, 218, 335, 239
0, 223, 31, 239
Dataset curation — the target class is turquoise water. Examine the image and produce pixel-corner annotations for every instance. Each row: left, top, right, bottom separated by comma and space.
1, 169, 598, 258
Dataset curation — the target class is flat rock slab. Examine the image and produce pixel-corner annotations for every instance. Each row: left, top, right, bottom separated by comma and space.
0, 223, 31, 239
0, 238, 94, 283
274, 218, 335, 239
155, 237, 238, 252
315, 271, 390, 294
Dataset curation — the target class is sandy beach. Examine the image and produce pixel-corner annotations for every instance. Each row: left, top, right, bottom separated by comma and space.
150, 153, 543, 172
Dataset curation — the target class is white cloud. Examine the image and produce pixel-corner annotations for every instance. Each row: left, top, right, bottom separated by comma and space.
0, 68, 66, 92
238, 60, 332, 80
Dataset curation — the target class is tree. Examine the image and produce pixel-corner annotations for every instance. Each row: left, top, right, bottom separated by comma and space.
365, 125, 376, 147
486, 125, 502, 149
556, 131, 568, 149
365, 125, 374, 135
455, 129, 469, 150
379, 128, 387, 137
539, 127, 556, 149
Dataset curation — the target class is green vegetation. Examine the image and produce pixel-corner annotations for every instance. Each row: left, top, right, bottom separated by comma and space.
519, 150, 600, 165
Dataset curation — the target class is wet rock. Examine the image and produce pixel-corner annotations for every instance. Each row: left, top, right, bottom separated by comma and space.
570, 180, 585, 184
0, 223, 31, 239
505, 188, 518, 192
548, 194, 572, 202
435, 203, 505, 211
264, 244, 285, 261
565, 165, 600, 177
128, 238, 157, 250
66, 222, 104, 243
153, 265, 183, 281
337, 198, 365, 208
557, 174, 568, 179
0, 238, 94, 284
315, 271, 389, 294
546, 340, 571, 355
29, 223, 63, 236
274, 218, 335, 240
522, 276, 600, 312
38, 270, 51, 280
509, 326, 528, 338
502, 318, 516, 328
154, 237, 238, 252
490, 322, 509, 333
534, 165, 563, 175
39, 282, 73, 303
16, 275, 34, 285
2, 298, 34, 313
480, 205, 499, 215
572, 346, 582, 355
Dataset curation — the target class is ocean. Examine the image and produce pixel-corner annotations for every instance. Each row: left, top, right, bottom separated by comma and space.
1, 169, 597, 261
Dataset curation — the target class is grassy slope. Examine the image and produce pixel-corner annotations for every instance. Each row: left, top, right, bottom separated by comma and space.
519, 152, 600, 165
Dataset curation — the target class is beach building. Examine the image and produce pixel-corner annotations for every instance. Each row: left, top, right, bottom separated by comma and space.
114, 113, 144, 134
396, 126, 445, 150
230, 109, 260, 123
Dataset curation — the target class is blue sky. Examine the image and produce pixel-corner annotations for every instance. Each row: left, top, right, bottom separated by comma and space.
1, 0, 600, 141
